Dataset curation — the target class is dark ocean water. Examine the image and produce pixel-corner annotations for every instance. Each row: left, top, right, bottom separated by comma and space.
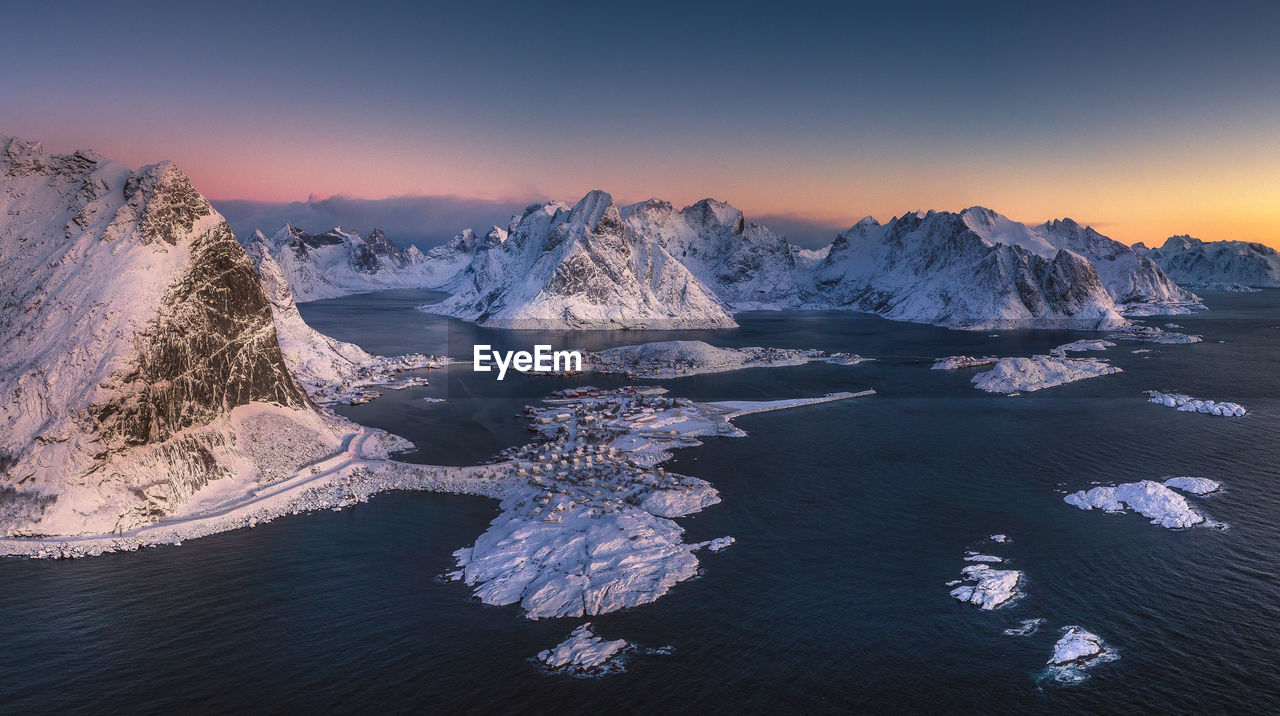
2, 290, 1278, 714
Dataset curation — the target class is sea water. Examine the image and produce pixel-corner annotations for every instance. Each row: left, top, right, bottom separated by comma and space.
1, 290, 1277, 712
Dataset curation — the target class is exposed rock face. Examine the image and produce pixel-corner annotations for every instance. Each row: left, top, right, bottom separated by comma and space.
813, 210, 1125, 329
0, 136, 339, 536
1037, 219, 1201, 313
622, 198, 808, 309
1137, 235, 1280, 288
243, 235, 379, 388
423, 191, 737, 329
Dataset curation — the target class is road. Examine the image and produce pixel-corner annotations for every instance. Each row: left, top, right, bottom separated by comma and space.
6, 429, 371, 547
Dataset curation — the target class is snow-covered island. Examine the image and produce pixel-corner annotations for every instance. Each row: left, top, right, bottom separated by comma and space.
1143, 390, 1246, 417
582, 340, 863, 379
971, 355, 1121, 394
448, 386, 871, 619
1041, 626, 1118, 684
1063, 479, 1222, 529
1107, 324, 1203, 344
932, 356, 998, 370
1162, 477, 1222, 495
1049, 626, 1111, 667
1050, 339, 1115, 356
536, 624, 629, 676
949, 542, 1023, 611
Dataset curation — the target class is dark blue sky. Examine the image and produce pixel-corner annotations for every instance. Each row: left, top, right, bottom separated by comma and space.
3, 0, 1277, 246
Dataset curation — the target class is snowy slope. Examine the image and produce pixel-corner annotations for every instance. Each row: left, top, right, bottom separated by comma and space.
254, 223, 439, 301
1036, 219, 1201, 313
622, 198, 810, 309
1137, 235, 1280, 288
423, 191, 737, 329
813, 210, 1124, 329
244, 236, 379, 385
0, 136, 354, 537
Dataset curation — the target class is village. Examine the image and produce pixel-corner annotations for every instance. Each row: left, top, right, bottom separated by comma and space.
487, 386, 742, 521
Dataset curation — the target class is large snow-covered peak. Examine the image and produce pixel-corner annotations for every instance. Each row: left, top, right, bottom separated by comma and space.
681, 198, 746, 235
1160, 234, 1203, 252
0, 139, 351, 536
566, 189, 620, 231
1033, 219, 1200, 311
814, 207, 1123, 329
957, 206, 1058, 258
422, 190, 736, 329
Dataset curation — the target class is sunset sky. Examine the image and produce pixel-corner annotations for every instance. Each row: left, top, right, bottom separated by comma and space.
3, 0, 1277, 247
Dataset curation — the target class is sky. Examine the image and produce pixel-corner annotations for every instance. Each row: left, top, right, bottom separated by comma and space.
2, 0, 1277, 248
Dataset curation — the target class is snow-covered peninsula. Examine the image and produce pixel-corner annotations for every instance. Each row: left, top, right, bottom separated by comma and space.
582, 340, 863, 379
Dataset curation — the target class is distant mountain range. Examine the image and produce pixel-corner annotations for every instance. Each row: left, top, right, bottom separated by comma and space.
252, 191, 1230, 330
1135, 235, 1280, 290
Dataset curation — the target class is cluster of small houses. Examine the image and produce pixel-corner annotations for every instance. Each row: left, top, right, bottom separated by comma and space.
487, 387, 714, 519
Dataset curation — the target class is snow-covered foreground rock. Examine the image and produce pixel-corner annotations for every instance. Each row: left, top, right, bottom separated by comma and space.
950, 564, 1023, 610
583, 340, 862, 379
0, 135, 376, 537
1063, 480, 1218, 529
244, 238, 450, 405
950, 541, 1022, 610
1049, 626, 1108, 665
1041, 626, 1118, 684
1163, 477, 1221, 495
971, 356, 1121, 394
536, 624, 629, 675
1144, 390, 1246, 417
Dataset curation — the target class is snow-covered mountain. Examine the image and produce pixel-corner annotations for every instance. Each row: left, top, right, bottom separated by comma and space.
424, 224, 509, 291
0, 136, 357, 537
244, 236, 380, 386
427, 197, 1199, 331
622, 198, 809, 309
252, 223, 439, 301
423, 191, 738, 329
812, 209, 1124, 329
1136, 235, 1280, 289
1035, 218, 1201, 314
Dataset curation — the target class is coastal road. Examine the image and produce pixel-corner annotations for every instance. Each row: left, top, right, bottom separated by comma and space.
5, 429, 372, 547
